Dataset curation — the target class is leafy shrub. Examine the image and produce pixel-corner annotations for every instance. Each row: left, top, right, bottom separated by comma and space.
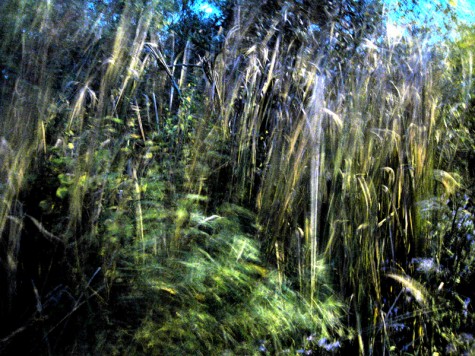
128, 206, 342, 355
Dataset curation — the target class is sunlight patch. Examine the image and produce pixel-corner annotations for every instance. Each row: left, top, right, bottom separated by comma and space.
192, 1, 221, 18
386, 22, 404, 42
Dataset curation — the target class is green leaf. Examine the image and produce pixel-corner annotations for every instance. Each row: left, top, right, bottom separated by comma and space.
56, 186, 69, 199
110, 117, 123, 124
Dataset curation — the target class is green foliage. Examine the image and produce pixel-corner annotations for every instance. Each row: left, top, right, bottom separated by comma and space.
1, 0, 474, 355
131, 209, 341, 355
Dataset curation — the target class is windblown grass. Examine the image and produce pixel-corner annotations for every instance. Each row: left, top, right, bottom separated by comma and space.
0, 0, 473, 354
0, 0, 344, 353
185, 3, 474, 354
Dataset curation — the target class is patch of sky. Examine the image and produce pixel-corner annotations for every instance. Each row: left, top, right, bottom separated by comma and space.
164, 1, 222, 30
383, 0, 475, 43
191, 1, 222, 19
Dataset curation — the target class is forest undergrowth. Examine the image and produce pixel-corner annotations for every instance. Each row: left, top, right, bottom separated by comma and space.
0, 0, 474, 354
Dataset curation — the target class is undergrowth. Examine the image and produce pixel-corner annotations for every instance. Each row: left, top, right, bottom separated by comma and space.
1, 0, 474, 355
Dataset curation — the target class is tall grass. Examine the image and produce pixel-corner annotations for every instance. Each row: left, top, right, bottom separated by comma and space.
0, 0, 473, 354
187, 2, 473, 354
0, 0, 343, 353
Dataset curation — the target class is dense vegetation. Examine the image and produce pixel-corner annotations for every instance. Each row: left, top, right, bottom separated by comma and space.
0, 0, 474, 354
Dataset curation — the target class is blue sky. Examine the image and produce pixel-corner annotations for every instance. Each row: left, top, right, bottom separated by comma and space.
385, 0, 475, 28
384, 0, 475, 41
191, 1, 222, 19
455, 0, 475, 23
